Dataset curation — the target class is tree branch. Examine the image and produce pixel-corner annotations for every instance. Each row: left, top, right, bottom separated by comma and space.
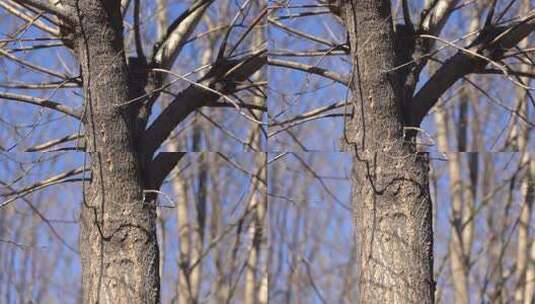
0, 48, 71, 79
0, 92, 81, 119
420, 0, 461, 35
152, 0, 213, 69
12, 0, 74, 23
0, 0, 60, 36
25, 133, 83, 152
146, 152, 185, 191
143, 50, 266, 156
409, 18, 535, 126
1, 167, 89, 208
268, 58, 349, 85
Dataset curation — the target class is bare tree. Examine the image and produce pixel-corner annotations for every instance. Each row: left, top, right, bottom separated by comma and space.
0, 0, 265, 303
269, 0, 535, 303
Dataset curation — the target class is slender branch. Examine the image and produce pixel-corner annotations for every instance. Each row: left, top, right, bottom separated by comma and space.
12, 0, 74, 23
269, 49, 347, 57
0, 81, 80, 90
270, 101, 345, 127
197, 110, 254, 148
271, 10, 331, 21
268, 58, 348, 85
205, 100, 267, 112
0, 92, 81, 119
228, 6, 267, 56
478, 68, 535, 79
0, 178, 87, 209
0, 0, 59, 36
269, 113, 346, 138
0, 180, 79, 253
0, 48, 71, 80
268, 16, 341, 49
1, 167, 87, 197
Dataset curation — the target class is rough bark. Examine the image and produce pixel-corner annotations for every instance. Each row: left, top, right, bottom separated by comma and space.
342, 1, 434, 303
66, 1, 159, 302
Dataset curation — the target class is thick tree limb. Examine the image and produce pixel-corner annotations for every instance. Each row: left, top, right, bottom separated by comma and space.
152, 0, 213, 69
0, 92, 81, 119
133, 0, 144, 59
143, 50, 266, 155
146, 152, 185, 191
409, 19, 535, 126
420, 0, 461, 35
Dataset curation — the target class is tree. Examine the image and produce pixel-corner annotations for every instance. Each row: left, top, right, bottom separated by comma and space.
340, 1, 434, 302
0, 0, 265, 303
270, 0, 534, 303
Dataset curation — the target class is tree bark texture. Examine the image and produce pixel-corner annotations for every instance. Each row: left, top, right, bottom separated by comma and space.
342, 1, 434, 303
66, 1, 160, 302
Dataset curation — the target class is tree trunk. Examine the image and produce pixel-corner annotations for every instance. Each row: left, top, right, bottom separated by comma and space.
342, 1, 434, 303
68, 1, 160, 303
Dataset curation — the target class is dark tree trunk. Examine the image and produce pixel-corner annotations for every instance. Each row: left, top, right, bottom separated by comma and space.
66, 1, 160, 302
342, 1, 434, 303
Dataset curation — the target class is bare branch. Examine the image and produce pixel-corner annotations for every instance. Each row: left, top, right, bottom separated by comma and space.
268, 16, 342, 49
133, 0, 144, 59
152, 0, 214, 69
0, 0, 59, 36
25, 134, 83, 152
270, 101, 345, 127
1, 167, 89, 209
420, 0, 461, 35
409, 17, 535, 126
12, 0, 74, 23
143, 50, 266, 155
0, 80, 80, 90
0, 48, 72, 80
268, 58, 349, 85
0, 92, 81, 119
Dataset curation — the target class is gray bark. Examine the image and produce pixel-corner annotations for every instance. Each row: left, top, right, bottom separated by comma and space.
65, 1, 160, 302
342, 1, 434, 303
